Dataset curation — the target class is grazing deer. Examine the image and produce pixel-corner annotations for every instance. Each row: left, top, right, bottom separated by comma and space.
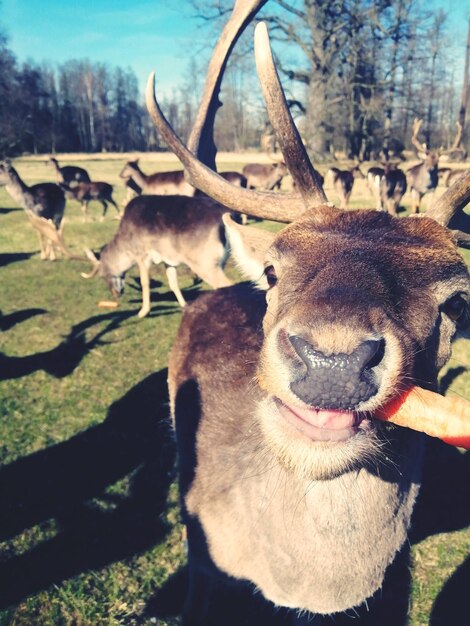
326, 165, 364, 209
146, 2, 470, 624
119, 160, 194, 196
61, 181, 120, 220
49, 157, 91, 184
242, 161, 288, 190
0, 160, 66, 260
367, 164, 407, 215
82, 195, 232, 318
406, 118, 463, 213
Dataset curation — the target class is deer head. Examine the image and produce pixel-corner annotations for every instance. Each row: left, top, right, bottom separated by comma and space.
147, 0, 470, 469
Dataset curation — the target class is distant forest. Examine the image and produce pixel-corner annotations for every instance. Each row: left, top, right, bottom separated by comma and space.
0, 0, 469, 160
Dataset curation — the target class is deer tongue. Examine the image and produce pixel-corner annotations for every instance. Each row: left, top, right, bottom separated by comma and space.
276, 400, 361, 442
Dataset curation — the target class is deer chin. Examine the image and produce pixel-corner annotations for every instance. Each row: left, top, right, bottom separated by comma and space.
275, 399, 364, 443
258, 395, 379, 481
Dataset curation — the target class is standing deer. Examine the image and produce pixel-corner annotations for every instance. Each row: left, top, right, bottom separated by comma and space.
119, 160, 194, 196
146, 2, 470, 624
326, 165, 364, 209
81, 195, 232, 318
61, 181, 120, 220
0, 160, 66, 260
242, 161, 288, 190
49, 157, 91, 185
367, 164, 407, 215
406, 118, 463, 213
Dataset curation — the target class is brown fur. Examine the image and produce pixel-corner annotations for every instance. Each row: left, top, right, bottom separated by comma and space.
96, 195, 232, 317
242, 162, 288, 190
169, 206, 469, 623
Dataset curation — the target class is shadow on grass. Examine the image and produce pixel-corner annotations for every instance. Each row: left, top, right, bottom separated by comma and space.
0, 308, 47, 332
0, 367, 176, 608
0, 252, 34, 267
439, 366, 467, 394
128, 275, 203, 309
0, 207, 21, 215
430, 555, 470, 625
0, 309, 136, 380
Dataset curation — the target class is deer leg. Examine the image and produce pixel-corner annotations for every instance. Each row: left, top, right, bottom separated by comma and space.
47, 238, 56, 261
100, 200, 108, 221
166, 265, 187, 308
411, 189, 420, 214
136, 258, 151, 318
37, 232, 47, 260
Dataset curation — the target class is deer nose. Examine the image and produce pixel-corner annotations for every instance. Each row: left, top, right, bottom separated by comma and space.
288, 336, 384, 409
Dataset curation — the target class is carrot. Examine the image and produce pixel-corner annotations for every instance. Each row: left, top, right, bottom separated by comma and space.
376, 386, 470, 450
98, 300, 119, 309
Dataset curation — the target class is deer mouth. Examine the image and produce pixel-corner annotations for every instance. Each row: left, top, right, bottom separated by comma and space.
274, 398, 365, 442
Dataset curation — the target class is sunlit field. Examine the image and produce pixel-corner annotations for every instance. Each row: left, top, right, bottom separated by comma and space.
0, 153, 469, 625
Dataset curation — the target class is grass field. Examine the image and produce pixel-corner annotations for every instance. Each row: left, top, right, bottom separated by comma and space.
0, 154, 469, 625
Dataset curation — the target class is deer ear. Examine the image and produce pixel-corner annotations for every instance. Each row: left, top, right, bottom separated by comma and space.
223, 213, 275, 289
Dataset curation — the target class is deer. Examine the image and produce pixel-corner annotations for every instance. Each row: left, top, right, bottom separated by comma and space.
367, 163, 407, 215
81, 195, 232, 318
0, 160, 66, 260
242, 160, 288, 190
406, 118, 463, 213
325, 165, 364, 209
145, 1, 470, 624
60, 181, 120, 220
49, 157, 91, 185
119, 160, 194, 197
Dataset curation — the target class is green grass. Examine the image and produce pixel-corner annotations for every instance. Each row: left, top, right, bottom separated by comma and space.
0, 154, 469, 625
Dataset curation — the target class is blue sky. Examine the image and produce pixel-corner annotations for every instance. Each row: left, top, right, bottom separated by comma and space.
2, 0, 208, 96
2, 0, 469, 99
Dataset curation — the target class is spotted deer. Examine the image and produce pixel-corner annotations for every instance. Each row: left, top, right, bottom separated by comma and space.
406, 118, 463, 213
146, 0, 470, 624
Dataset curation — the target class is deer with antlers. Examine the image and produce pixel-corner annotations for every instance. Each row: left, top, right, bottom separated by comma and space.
145, 0, 470, 624
0, 160, 68, 260
407, 118, 463, 213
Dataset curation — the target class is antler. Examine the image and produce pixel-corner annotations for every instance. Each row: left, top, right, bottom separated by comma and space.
147, 6, 329, 222
426, 169, 470, 232
411, 118, 428, 155
439, 121, 465, 156
187, 0, 269, 168
146, 4, 313, 223
253, 22, 326, 207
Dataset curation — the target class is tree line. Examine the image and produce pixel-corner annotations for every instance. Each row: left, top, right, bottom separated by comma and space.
1, 0, 469, 160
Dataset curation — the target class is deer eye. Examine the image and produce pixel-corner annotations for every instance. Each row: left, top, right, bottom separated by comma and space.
264, 265, 277, 288
442, 294, 467, 322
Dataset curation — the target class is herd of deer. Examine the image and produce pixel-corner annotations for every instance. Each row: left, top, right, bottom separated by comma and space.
2, 0, 470, 623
